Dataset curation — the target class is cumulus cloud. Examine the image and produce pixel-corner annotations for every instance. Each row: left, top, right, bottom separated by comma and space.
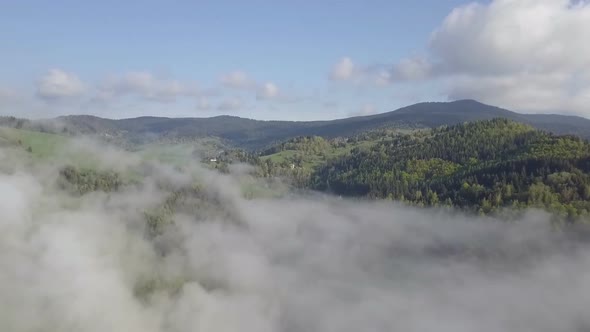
429, 0, 590, 76
333, 0, 590, 115
220, 71, 285, 102
329, 57, 355, 81
98, 72, 199, 103
3, 139, 590, 331
256, 82, 280, 100
37, 69, 86, 100
329, 57, 398, 87
8, 68, 290, 118
428, 0, 590, 113
448, 71, 590, 113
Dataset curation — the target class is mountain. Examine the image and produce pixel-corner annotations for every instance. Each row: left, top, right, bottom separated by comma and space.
4, 100, 590, 149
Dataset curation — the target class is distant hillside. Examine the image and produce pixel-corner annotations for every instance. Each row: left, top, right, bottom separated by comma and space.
3, 100, 590, 149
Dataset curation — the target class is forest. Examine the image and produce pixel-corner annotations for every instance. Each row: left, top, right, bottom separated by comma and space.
248, 119, 590, 220
52, 118, 590, 221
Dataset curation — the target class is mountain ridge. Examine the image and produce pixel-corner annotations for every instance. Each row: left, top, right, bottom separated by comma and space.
3, 100, 590, 149
54, 99, 588, 123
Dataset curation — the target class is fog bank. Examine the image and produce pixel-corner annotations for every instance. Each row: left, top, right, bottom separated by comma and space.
1, 143, 590, 332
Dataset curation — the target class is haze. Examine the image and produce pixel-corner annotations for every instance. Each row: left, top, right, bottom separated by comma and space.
1, 141, 590, 331
2, 1, 590, 331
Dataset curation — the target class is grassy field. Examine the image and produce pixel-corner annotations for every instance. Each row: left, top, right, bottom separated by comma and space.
259, 139, 376, 170
138, 137, 226, 165
0, 127, 125, 170
0, 127, 69, 159
139, 143, 198, 166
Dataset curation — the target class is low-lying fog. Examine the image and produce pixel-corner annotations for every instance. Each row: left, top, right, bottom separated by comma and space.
1, 143, 590, 332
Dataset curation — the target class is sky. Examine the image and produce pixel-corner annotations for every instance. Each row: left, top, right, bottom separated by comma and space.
0, 0, 589, 120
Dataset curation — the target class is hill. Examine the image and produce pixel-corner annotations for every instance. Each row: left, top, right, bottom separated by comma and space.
4, 100, 590, 149
0, 126, 68, 159
4, 114, 590, 220
308, 119, 590, 219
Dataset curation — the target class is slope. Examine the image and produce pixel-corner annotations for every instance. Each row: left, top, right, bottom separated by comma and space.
310, 119, 590, 219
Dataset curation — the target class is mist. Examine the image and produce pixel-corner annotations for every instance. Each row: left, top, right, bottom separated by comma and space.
1, 141, 590, 332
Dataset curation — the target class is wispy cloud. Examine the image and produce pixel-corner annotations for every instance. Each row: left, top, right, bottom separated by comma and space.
329, 57, 355, 81
256, 82, 280, 100
37, 69, 86, 100
2, 138, 590, 331
220, 71, 284, 101
98, 72, 199, 103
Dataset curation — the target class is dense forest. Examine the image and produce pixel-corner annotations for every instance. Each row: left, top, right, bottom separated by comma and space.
307, 119, 590, 220
58, 165, 123, 194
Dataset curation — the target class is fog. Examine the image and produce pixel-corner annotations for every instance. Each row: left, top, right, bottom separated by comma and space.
1, 142, 590, 332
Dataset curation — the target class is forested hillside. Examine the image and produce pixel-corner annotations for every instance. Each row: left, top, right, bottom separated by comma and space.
4, 111, 590, 220
307, 119, 590, 219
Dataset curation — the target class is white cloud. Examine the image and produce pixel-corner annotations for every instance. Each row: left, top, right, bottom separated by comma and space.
7, 145, 590, 331
430, 0, 590, 76
376, 0, 590, 115
434, 0, 590, 114
37, 69, 85, 100
392, 57, 432, 81
329, 57, 400, 87
4, 68, 293, 118
329, 57, 355, 81
99, 72, 198, 103
375, 70, 392, 86
256, 82, 280, 100
220, 71, 287, 102
448, 72, 590, 113
220, 71, 256, 89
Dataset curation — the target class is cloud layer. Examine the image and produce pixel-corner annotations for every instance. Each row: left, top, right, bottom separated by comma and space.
98, 72, 199, 103
2, 140, 590, 331
2, 69, 291, 118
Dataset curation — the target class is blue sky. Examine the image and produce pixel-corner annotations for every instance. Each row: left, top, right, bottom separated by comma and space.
1, 0, 589, 120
